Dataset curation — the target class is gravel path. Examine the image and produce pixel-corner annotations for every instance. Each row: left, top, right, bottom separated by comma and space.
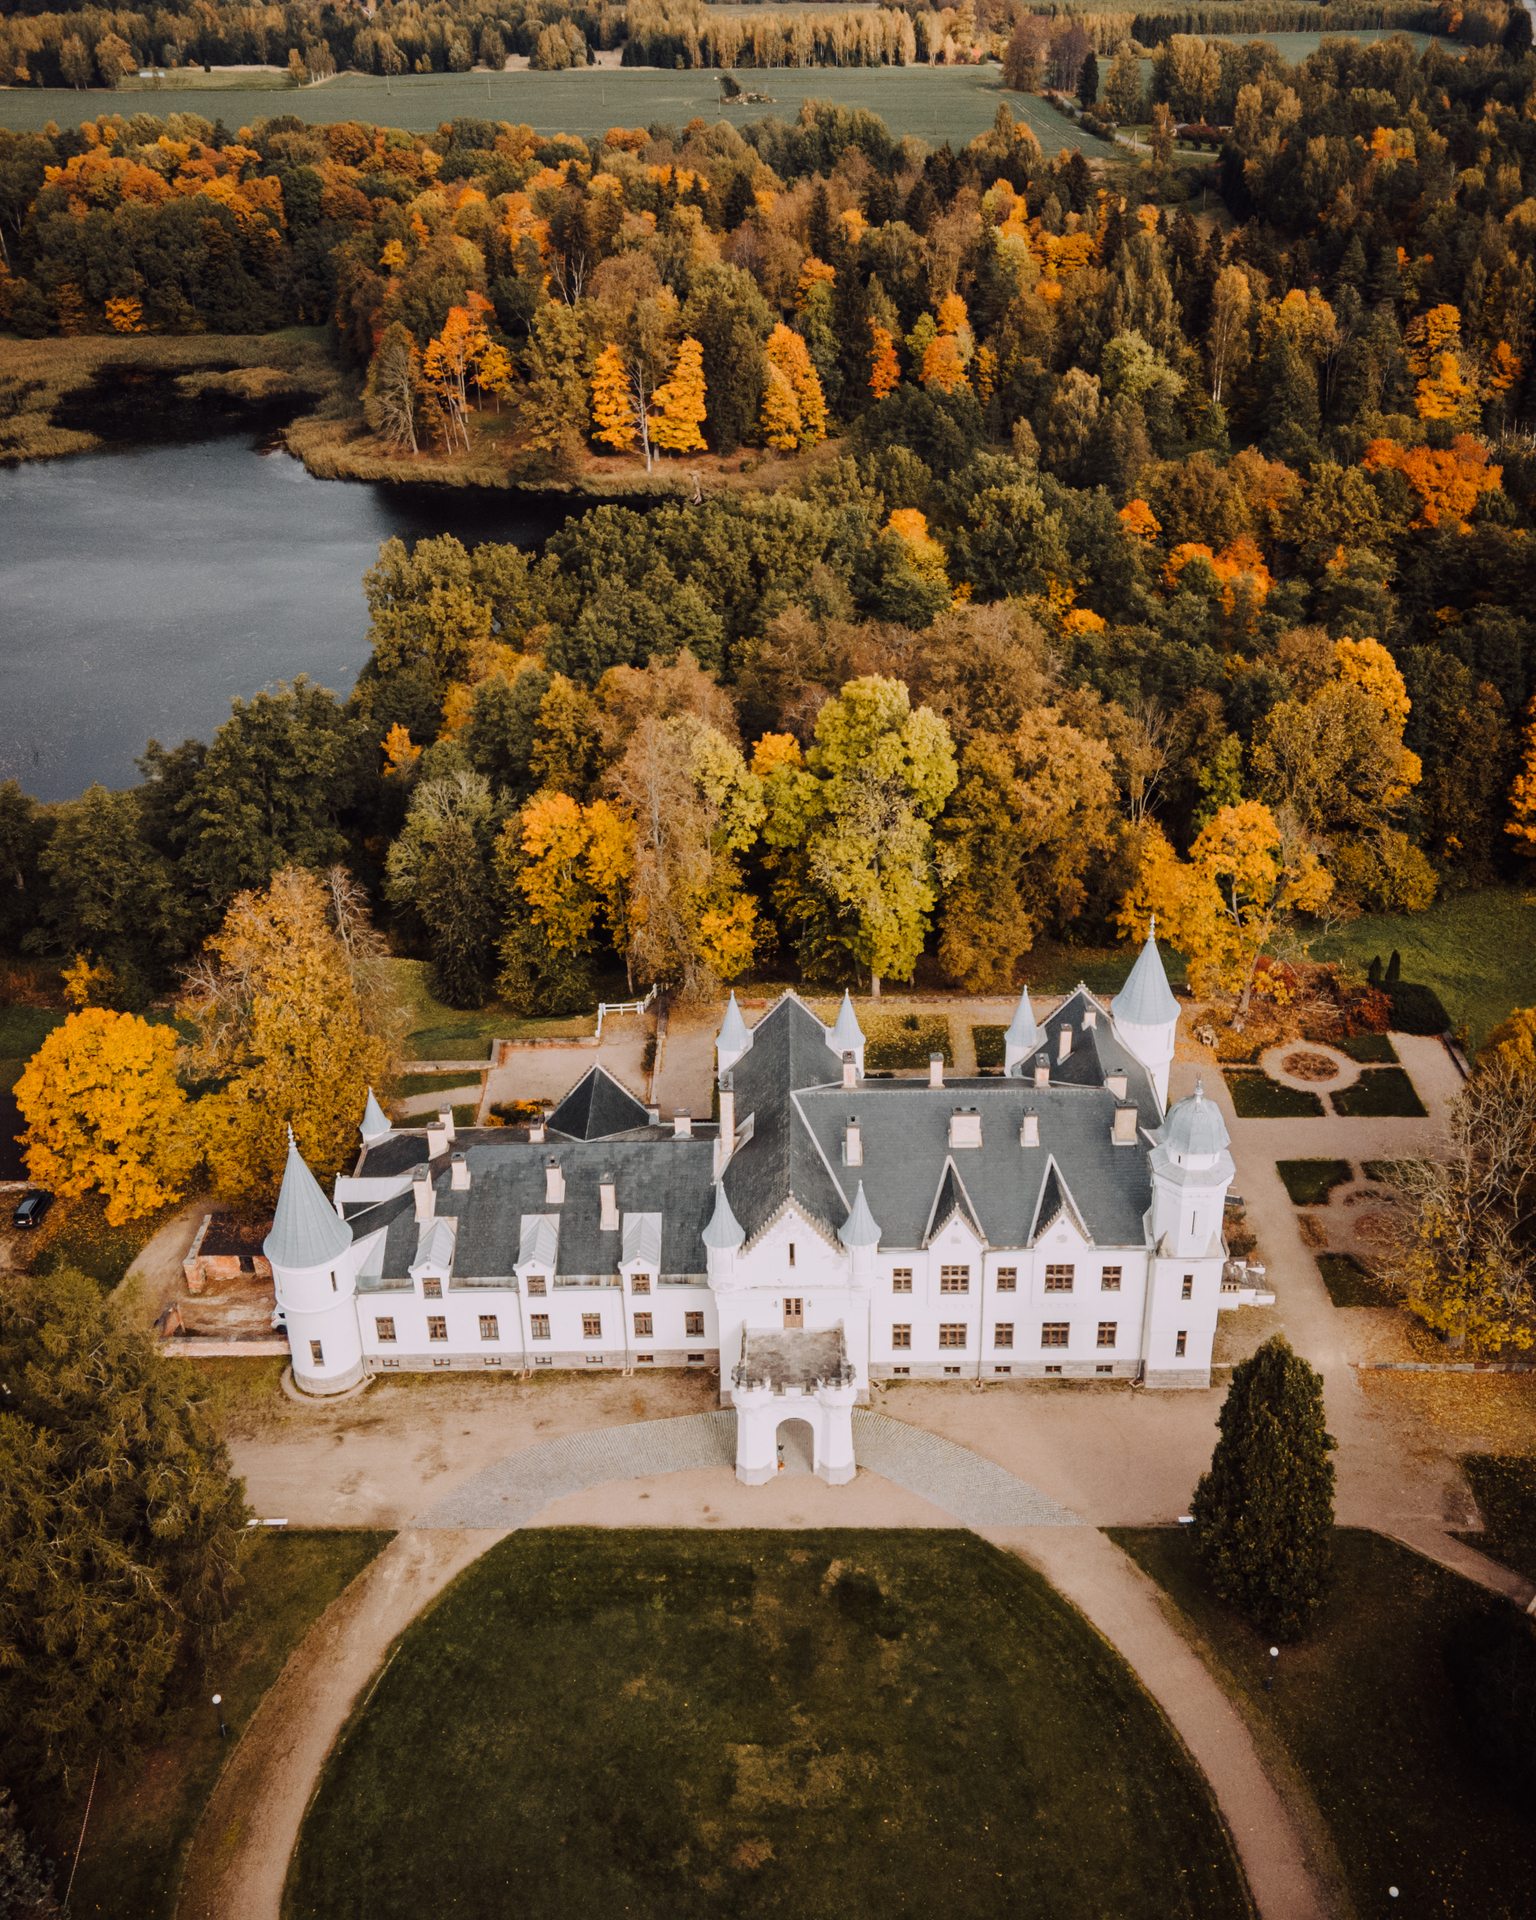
409, 1408, 1083, 1529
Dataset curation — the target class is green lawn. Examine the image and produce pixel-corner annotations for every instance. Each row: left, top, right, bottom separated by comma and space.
22, 1191, 189, 1293
1223, 1070, 1324, 1119
284, 1529, 1250, 1920
397, 1102, 479, 1129
1315, 1251, 1392, 1307
1309, 887, 1536, 1049
1336, 1032, 1398, 1064
384, 959, 592, 1061
1329, 1067, 1428, 1119
1276, 1159, 1352, 1207
1457, 1455, 1536, 1584
862, 1011, 953, 1070
60, 1529, 393, 1920
1110, 1527, 1536, 1920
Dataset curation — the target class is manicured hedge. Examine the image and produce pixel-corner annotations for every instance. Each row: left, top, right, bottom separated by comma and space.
1337, 1033, 1399, 1064
864, 1013, 954, 1071
1277, 1159, 1353, 1206
1330, 1069, 1428, 1119
973, 1025, 1006, 1069
1224, 1071, 1324, 1119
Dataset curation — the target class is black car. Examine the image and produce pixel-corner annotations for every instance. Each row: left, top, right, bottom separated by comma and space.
13, 1191, 51, 1229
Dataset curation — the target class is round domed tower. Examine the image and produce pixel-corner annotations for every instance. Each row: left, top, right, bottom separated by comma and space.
1148, 1082, 1235, 1256
265, 1131, 363, 1395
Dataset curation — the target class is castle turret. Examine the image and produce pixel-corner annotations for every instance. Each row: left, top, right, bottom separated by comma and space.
717, 992, 751, 1077
702, 1178, 745, 1288
359, 1087, 392, 1148
1148, 1082, 1235, 1257
265, 1130, 362, 1396
1003, 987, 1043, 1073
1111, 926, 1180, 1108
827, 991, 865, 1078
838, 1180, 880, 1288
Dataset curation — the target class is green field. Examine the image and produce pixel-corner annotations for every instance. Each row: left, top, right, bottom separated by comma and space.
1309, 886, 1536, 1050
284, 1529, 1250, 1920
60, 1529, 393, 1920
1111, 1527, 1536, 1920
0, 65, 1116, 151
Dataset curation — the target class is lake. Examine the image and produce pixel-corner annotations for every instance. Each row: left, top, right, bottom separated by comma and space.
0, 435, 575, 803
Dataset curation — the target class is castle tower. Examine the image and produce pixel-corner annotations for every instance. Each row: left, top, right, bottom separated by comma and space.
838, 1180, 880, 1289
827, 991, 865, 1078
359, 1086, 392, 1147
717, 992, 751, 1078
1003, 987, 1043, 1073
264, 1130, 362, 1396
1148, 1082, 1235, 1256
1111, 925, 1180, 1108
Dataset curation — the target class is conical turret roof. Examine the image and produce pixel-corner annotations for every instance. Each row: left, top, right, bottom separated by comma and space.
1159, 1080, 1231, 1156
264, 1130, 351, 1270
828, 990, 864, 1058
1115, 927, 1180, 1027
718, 991, 750, 1055
1004, 986, 1042, 1053
359, 1087, 392, 1146
838, 1180, 881, 1249
702, 1179, 745, 1250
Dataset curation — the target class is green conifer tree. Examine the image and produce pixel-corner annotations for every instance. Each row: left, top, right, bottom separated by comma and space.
1191, 1335, 1336, 1641
420, 815, 496, 1009
1078, 48, 1099, 105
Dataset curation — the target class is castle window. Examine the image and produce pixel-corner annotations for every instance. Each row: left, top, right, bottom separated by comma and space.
1101, 1267, 1122, 1292
309, 1340, 324, 1366
994, 1366, 1012, 1376
1097, 1322, 1117, 1349
634, 1312, 653, 1338
526, 1275, 546, 1297
1096, 1364, 1113, 1375
944, 1366, 962, 1375
1182, 1274, 1194, 1300
892, 1366, 910, 1376
631, 1273, 651, 1294
479, 1316, 499, 1341
788, 1244, 796, 1267
330, 1271, 336, 1292
583, 1314, 602, 1339
940, 1265, 969, 1293
892, 1324, 911, 1349
685, 1311, 705, 1337
996, 1267, 1017, 1292
531, 1315, 550, 1340
1176, 1330, 1188, 1357
994, 1324, 1014, 1349
939, 1323, 967, 1349
1044, 1364, 1063, 1374
422, 1278, 442, 1300
375, 1317, 396, 1343
636, 1353, 653, 1363
1040, 1323, 1069, 1348
1045, 1265, 1074, 1292
892, 1268, 913, 1293
427, 1317, 447, 1341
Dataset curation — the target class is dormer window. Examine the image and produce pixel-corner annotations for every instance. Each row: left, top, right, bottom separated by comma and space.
949, 1109, 981, 1149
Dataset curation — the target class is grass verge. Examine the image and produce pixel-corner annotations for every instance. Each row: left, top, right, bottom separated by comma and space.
1223, 1070, 1324, 1119
20, 1189, 189, 1293
57, 1528, 393, 1920
1275, 1158, 1352, 1206
1456, 1455, 1536, 1584
1329, 1067, 1428, 1119
1315, 1251, 1393, 1307
1108, 1526, 1535, 1920
384, 959, 593, 1061
283, 1529, 1250, 1920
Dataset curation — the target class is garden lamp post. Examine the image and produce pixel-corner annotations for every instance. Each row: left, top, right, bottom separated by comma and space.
1266, 1647, 1278, 1691
213, 1693, 227, 1739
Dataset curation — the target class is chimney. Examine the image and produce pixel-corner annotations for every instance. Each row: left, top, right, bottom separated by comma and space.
1034, 1054, 1050, 1090
1106, 1070, 1128, 1100
529, 1116, 545, 1145
647, 1105, 661, 1126
450, 1152, 470, 1192
438, 1103, 455, 1142
425, 1116, 448, 1158
413, 1164, 434, 1221
1058, 1025, 1072, 1063
545, 1158, 565, 1204
929, 1053, 944, 1089
1021, 1113, 1039, 1148
718, 1075, 735, 1157
1113, 1103, 1138, 1146
673, 1109, 692, 1138
1083, 1007, 1097, 1029
599, 1176, 618, 1231
842, 1050, 858, 1090
845, 1118, 862, 1166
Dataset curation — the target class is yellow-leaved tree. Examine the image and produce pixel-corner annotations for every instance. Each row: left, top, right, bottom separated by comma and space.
1120, 800, 1332, 1013
179, 867, 400, 1206
494, 790, 634, 1013
760, 323, 826, 451
649, 335, 708, 454
1506, 694, 1536, 856
16, 1008, 199, 1224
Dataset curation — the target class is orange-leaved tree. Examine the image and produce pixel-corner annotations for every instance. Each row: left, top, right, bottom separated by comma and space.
1506, 694, 1536, 857
760, 323, 826, 451
869, 323, 901, 398
16, 1008, 199, 1224
649, 335, 708, 454
1361, 435, 1503, 530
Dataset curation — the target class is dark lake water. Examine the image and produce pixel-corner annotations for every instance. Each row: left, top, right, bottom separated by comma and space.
0, 436, 576, 803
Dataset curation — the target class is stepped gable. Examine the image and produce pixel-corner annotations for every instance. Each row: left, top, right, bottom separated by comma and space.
718, 992, 848, 1246
548, 1064, 652, 1141
346, 1135, 717, 1288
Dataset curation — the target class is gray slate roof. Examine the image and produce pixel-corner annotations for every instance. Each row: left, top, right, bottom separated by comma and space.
548, 1064, 651, 1141
266, 1134, 352, 1270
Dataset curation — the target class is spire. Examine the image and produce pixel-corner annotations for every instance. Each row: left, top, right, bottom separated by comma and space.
828, 990, 864, 1057
701, 1179, 745, 1250
1114, 927, 1180, 1028
718, 991, 749, 1058
264, 1131, 351, 1270
1004, 986, 1042, 1061
839, 1180, 881, 1250
359, 1086, 392, 1146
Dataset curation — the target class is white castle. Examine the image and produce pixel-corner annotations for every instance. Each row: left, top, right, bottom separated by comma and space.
268, 933, 1258, 1485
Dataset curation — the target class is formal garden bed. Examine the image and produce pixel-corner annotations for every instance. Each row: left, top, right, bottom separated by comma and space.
972, 1024, 1006, 1069
858, 1012, 955, 1071
1110, 1527, 1536, 1920
1315, 1252, 1394, 1307
1337, 1033, 1399, 1064
1329, 1068, 1428, 1119
1223, 1071, 1324, 1119
1276, 1159, 1353, 1207
1457, 1455, 1536, 1584
283, 1530, 1250, 1920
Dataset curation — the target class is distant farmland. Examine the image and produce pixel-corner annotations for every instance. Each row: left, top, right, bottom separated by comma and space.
0, 64, 1119, 151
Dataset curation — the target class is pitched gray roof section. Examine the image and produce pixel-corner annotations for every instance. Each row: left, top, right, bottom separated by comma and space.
519, 1214, 559, 1269
411, 1215, 458, 1275
718, 995, 850, 1244
622, 1211, 663, 1269
1114, 933, 1180, 1027
265, 1132, 352, 1270
547, 1064, 652, 1141
924, 1159, 985, 1246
